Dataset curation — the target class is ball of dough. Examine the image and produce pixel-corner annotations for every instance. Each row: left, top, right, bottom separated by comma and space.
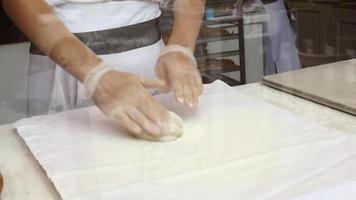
131, 111, 183, 142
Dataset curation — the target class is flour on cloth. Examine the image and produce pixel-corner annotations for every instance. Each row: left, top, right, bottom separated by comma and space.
14, 81, 356, 200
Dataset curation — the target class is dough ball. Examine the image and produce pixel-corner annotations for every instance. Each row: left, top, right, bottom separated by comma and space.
130, 111, 183, 142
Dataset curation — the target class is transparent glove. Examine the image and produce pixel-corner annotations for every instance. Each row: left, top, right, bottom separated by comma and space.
155, 49, 203, 108
91, 69, 171, 137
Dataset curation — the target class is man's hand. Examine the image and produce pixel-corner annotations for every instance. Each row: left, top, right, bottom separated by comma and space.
92, 70, 170, 136
155, 51, 203, 108
158, 0, 205, 108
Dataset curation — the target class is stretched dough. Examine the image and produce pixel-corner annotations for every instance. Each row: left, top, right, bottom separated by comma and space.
130, 111, 184, 142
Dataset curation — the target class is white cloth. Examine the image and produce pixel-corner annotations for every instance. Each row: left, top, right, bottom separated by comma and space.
27, 1, 163, 116
14, 81, 356, 200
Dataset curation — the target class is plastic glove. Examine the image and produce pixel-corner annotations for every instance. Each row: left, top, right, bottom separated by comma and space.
155, 51, 203, 108
91, 70, 170, 137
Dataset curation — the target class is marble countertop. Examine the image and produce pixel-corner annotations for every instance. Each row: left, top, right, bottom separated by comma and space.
0, 83, 355, 200
263, 59, 356, 116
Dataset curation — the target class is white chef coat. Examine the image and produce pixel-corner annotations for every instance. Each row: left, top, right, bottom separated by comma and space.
27, 0, 164, 116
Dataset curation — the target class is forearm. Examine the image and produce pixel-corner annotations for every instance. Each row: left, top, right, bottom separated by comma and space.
2, 0, 101, 82
168, 0, 205, 51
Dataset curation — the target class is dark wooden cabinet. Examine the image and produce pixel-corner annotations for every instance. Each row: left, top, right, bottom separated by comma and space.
337, 4, 356, 60
287, 0, 356, 67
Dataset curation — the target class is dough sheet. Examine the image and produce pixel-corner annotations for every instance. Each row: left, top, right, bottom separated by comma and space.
14, 81, 356, 200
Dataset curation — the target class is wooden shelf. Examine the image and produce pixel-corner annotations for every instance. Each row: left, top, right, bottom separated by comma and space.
196, 34, 239, 45
199, 65, 240, 74
196, 50, 240, 61
203, 17, 239, 26
201, 72, 242, 86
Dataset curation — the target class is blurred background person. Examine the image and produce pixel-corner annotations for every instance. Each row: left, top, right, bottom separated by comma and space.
236, 0, 301, 75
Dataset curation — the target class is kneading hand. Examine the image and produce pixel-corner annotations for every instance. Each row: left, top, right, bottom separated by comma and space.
91, 69, 171, 137
155, 46, 203, 108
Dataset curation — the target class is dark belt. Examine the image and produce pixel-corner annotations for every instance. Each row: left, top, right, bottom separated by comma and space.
261, 0, 278, 4
30, 18, 161, 56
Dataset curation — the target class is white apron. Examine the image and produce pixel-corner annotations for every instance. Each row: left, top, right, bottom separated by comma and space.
27, 0, 164, 116
240, 0, 301, 75
262, 0, 301, 75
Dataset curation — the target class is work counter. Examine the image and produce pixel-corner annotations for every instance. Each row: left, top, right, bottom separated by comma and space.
0, 82, 355, 200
